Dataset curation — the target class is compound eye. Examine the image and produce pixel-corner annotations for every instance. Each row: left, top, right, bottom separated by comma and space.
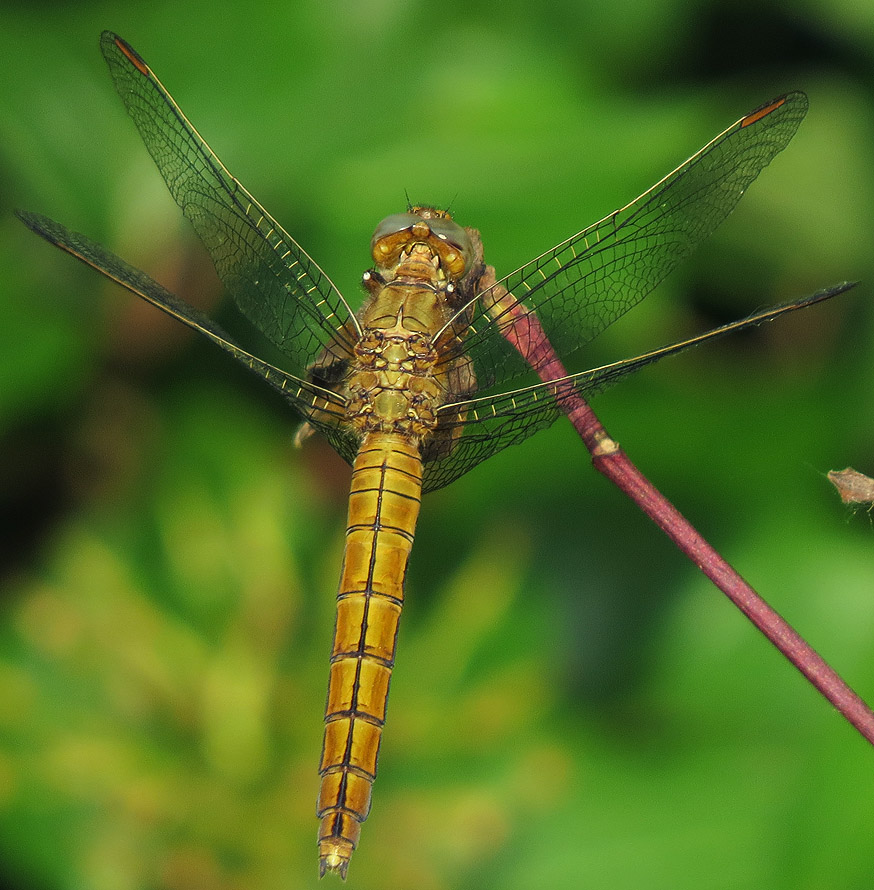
427, 218, 474, 276
371, 213, 419, 246
370, 213, 421, 267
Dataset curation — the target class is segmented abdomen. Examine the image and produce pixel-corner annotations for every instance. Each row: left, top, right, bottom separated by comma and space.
317, 432, 423, 878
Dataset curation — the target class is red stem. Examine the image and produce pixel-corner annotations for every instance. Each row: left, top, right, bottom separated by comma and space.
487, 274, 874, 745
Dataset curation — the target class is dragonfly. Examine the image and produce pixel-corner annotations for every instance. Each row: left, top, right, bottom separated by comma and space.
18, 32, 850, 879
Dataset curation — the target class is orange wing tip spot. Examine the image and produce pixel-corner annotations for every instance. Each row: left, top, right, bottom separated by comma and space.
741, 96, 787, 128
113, 34, 151, 75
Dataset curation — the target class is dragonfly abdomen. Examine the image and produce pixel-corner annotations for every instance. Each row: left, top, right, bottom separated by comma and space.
318, 432, 423, 878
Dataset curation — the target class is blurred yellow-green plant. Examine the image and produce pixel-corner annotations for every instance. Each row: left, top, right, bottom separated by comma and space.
3, 1, 874, 889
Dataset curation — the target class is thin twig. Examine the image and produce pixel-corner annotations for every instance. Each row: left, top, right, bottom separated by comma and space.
482, 266, 874, 745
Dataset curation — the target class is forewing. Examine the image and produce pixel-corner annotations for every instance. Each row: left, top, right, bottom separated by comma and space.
17, 209, 355, 460
100, 32, 359, 376
423, 279, 853, 492
438, 93, 808, 391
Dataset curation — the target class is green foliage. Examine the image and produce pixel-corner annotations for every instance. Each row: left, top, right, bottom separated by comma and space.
2, 1, 874, 888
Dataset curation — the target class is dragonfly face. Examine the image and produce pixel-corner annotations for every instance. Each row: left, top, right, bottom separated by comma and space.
370, 208, 475, 283
17, 31, 848, 879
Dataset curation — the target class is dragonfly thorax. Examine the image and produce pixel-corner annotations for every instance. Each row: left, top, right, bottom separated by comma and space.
348, 324, 441, 439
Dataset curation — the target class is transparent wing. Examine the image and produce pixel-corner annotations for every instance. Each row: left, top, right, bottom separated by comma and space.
437, 93, 809, 392
100, 31, 360, 376
16, 209, 358, 462
422, 281, 854, 492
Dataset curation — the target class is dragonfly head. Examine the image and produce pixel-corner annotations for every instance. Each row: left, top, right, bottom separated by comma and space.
371, 207, 473, 283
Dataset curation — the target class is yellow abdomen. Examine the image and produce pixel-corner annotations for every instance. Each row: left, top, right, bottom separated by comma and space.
317, 432, 423, 878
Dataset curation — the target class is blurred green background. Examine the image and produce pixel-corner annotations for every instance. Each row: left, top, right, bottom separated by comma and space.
2, 1, 874, 888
